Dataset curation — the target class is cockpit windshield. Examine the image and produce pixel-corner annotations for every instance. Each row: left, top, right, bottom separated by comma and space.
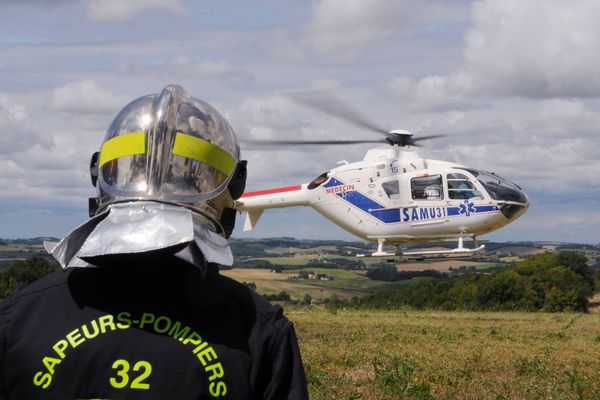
464, 169, 528, 203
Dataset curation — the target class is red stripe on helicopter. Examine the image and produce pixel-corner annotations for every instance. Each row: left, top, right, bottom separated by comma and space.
241, 185, 302, 198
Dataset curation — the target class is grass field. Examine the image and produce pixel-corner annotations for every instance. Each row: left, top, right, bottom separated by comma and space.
394, 260, 496, 272
0, 245, 25, 252
222, 263, 498, 302
222, 268, 415, 301
288, 308, 600, 399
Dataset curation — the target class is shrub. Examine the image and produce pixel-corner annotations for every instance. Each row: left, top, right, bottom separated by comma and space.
0, 256, 58, 299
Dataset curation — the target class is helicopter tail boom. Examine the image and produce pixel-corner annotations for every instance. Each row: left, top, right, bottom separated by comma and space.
235, 184, 311, 231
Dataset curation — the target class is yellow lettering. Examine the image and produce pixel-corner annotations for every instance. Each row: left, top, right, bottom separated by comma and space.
139, 313, 155, 329
33, 371, 52, 389
82, 320, 100, 340
182, 331, 202, 346
36, 311, 228, 393
66, 328, 85, 348
110, 359, 130, 389
109, 359, 153, 390
169, 321, 190, 340
99, 315, 117, 333
196, 347, 217, 366
116, 312, 132, 329
153, 316, 172, 334
131, 361, 152, 390
42, 357, 61, 375
209, 381, 227, 397
205, 363, 224, 382
193, 341, 209, 354
52, 339, 68, 359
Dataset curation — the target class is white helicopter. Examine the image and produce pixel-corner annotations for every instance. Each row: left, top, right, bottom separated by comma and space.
235, 96, 529, 259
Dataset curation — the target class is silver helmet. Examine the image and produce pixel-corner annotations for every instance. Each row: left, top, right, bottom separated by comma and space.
91, 84, 242, 233
44, 85, 247, 270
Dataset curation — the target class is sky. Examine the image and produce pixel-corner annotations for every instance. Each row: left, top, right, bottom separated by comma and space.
0, 0, 599, 244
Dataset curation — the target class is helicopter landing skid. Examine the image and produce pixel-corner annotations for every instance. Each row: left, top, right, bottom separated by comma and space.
356, 237, 486, 259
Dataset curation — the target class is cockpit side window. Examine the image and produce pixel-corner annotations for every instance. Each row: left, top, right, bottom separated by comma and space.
447, 173, 480, 200
411, 175, 443, 200
381, 180, 400, 199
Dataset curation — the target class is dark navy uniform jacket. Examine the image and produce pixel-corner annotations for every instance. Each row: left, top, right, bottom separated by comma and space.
0, 259, 308, 399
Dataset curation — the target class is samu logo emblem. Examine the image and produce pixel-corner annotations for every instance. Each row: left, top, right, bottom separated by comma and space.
458, 200, 476, 217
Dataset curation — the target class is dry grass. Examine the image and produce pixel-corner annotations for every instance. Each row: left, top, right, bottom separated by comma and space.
394, 260, 489, 273
222, 268, 414, 301
222, 268, 368, 300
288, 308, 600, 399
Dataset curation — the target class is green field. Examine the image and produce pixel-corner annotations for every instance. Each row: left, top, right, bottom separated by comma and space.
264, 245, 339, 255
289, 267, 415, 293
0, 245, 23, 252
222, 268, 415, 301
289, 308, 600, 399
222, 262, 503, 302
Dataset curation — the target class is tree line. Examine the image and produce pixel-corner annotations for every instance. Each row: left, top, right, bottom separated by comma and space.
0, 256, 58, 300
1, 251, 598, 312
352, 251, 598, 312
366, 265, 445, 281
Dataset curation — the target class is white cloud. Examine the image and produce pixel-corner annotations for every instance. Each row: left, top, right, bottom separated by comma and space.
84, 0, 187, 23
266, 29, 306, 62
1, 86, 106, 208
420, 97, 600, 198
1, 0, 599, 243
0, 94, 53, 155
385, 72, 475, 111
232, 93, 370, 186
303, 0, 413, 60
173, 59, 255, 85
237, 94, 301, 134
463, 0, 600, 97
51, 80, 130, 114
117, 58, 255, 87
0, 159, 24, 178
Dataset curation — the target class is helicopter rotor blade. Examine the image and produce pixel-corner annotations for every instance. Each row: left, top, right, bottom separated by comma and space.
241, 138, 387, 146
412, 134, 445, 142
287, 91, 389, 135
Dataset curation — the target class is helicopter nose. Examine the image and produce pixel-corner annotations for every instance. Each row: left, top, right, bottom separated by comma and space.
499, 191, 529, 221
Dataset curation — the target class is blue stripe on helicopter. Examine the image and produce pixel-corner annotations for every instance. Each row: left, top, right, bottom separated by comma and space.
447, 204, 499, 216
323, 177, 345, 188
323, 177, 498, 223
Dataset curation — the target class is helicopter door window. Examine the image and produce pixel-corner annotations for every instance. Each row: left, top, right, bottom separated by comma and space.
381, 180, 400, 200
411, 175, 443, 200
447, 173, 479, 199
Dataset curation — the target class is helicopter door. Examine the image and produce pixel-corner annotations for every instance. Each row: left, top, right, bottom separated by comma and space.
446, 172, 482, 201
410, 175, 444, 201
445, 172, 484, 218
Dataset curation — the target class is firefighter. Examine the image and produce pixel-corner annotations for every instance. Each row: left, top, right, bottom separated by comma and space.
0, 85, 308, 399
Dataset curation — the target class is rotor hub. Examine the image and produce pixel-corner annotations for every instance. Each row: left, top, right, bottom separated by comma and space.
385, 129, 415, 147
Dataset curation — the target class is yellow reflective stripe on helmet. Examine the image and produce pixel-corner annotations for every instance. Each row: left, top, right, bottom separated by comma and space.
173, 132, 236, 176
99, 132, 146, 167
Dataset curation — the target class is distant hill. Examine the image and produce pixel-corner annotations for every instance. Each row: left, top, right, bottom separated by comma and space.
0, 237, 59, 246
2, 237, 599, 269
0, 238, 57, 267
